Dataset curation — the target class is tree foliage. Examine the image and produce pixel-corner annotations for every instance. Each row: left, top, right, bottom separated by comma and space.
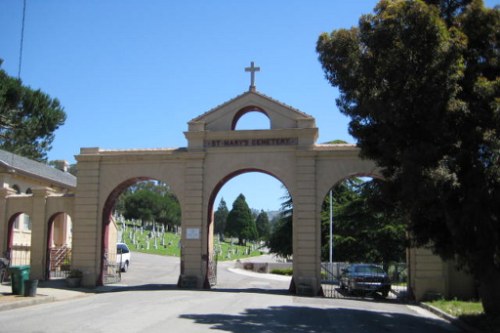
225, 194, 258, 245
268, 190, 293, 258
0, 60, 66, 161
214, 198, 229, 237
119, 181, 180, 231
322, 178, 407, 269
317, 0, 500, 316
255, 210, 271, 241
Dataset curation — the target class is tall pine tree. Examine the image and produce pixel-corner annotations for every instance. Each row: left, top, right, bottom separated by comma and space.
214, 198, 229, 238
226, 194, 258, 245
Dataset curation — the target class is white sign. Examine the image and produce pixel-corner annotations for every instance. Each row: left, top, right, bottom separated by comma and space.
186, 228, 200, 240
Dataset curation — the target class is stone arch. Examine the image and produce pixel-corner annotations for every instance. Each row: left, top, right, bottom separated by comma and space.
5, 211, 32, 266
46, 211, 73, 279
317, 171, 384, 213
204, 168, 292, 288
99, 176, 182, 285
206, 167, 292, 236
231, 106, 270, 130
6, 212, 23, 253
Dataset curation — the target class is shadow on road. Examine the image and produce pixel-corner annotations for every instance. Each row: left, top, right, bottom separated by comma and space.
180, 305, 456, 333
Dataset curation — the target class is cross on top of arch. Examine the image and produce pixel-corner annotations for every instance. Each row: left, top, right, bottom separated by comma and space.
245, 61, 260, 92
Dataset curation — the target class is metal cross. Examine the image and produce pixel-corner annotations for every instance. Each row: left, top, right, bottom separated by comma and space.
245, 61, 260, 91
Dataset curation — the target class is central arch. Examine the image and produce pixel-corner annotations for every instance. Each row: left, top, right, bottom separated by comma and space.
205, 168, 291, 289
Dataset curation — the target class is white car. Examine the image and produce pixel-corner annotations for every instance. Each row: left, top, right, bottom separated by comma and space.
116, 242, 131, 272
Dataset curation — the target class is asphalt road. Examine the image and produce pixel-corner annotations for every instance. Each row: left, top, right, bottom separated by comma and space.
0, 253, 459, 333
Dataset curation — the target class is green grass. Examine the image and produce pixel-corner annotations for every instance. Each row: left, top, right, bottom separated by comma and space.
425, 299, 500, 333
426, 298, 483, 317
122, 228, 182, 256
119, 224, 262, 261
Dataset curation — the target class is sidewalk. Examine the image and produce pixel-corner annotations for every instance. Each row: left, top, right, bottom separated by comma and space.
0, 279, 92, 312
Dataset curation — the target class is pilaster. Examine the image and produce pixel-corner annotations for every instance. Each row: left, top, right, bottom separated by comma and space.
29, 187, 54, 279
292, 151, 320, 295
73, 151, 101, 287
0, 187, 16, 255
179, 152, 205, 288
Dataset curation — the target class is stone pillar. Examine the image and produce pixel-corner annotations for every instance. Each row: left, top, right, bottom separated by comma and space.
0, 186, 16, 255
292, 152, 320, 296
74, 148, 101, 287
30, 187, 54, 280
178, 152, 205, 288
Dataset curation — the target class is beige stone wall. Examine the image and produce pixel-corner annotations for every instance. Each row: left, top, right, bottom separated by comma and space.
408, 247, 476, 301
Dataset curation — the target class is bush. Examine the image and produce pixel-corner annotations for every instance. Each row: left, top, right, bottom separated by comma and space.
271, 268, 293, 276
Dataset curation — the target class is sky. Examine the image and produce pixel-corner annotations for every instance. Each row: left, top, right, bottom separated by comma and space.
1, 1, 498, 212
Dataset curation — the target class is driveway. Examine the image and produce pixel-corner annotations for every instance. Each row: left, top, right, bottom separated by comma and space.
0, 252, 459, 333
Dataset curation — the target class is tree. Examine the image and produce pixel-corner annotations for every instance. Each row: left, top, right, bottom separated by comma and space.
317, 0, 500, 316
321, 178, 406, 270
120, 181, 180, 230
156, 191, 181, 231
255, 210, 271, 241
214, 198, 229, 238
0, 60, 66, 161
123, 189, 161, 226
268, 190, 293, 258
225, 194, 258, 245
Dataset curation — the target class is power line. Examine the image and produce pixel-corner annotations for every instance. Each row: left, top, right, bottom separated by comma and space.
18, 0, 27, 79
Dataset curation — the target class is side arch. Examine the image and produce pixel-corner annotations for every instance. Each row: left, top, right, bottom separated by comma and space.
46, 212, 73, 279
99, 177, 183, 285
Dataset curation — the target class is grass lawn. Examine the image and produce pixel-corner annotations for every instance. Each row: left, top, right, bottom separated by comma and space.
425, 298, 483, 317
425, 299, 500, 333
119, 225, 263, 261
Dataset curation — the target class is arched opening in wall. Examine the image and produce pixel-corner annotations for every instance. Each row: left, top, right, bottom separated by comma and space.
231, 106, 271, 130
6, 213, 32, 266
12, 185, 21, 194
319, 176, 408, 300
100, 178, 181, 287
46, 213, 73, 280
206, 170, 292, 291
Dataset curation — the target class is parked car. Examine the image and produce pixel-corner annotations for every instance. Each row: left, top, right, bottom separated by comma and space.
116, 242, 131, 272
339, 263, 391, 297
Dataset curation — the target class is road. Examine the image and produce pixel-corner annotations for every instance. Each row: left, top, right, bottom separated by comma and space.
0, 253, 459, 333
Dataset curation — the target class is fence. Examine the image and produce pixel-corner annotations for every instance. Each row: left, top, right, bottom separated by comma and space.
49, 246, 72, 279
321, 262, 407, 300
103, 251, 121, 284
9, 244, 31, 266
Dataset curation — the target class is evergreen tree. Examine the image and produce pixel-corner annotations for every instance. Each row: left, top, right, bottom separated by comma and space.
268, 189, 293, 258
0, 60, 66, 161
255, 210, 271, 241
120, 181, 180, 230
226, 194, 258, 245
321, 178, 406, 270
317, 0, 500, 316
214, 198, 229, 237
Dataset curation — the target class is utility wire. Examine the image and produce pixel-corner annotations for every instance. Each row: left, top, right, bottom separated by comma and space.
18, 0, 27, 79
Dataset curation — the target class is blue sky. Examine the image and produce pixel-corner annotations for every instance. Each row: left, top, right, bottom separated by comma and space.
1, 1, 498, 212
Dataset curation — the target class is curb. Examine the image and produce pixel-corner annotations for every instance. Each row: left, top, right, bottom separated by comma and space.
0, 295, 56, 312
419, 302, 482, 333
